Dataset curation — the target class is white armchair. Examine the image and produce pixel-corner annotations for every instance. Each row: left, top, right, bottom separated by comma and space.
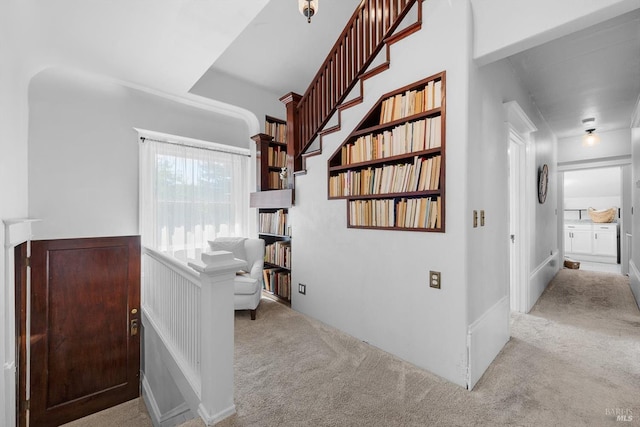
209, 237, 265, 320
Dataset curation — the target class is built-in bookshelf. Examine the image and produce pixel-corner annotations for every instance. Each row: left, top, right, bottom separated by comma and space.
251, 115, 294, 305
253, 116, 289, 191
328, 71, 446, 232
258, 208, 291, 303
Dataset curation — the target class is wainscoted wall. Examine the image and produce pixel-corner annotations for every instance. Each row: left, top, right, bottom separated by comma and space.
630, 261, 640, 310
528, 250, 561, 313
141, 315, 195, 427
467, 296, 510, 389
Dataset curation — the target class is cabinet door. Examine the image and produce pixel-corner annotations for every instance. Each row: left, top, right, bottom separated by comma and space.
593, 230, 617, 256
571, 229, 592, 254
564, 229, 573, 253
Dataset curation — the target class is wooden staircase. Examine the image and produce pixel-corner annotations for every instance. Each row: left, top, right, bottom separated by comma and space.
282, 0, 424, 173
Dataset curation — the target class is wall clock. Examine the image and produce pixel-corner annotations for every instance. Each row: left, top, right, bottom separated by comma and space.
538, 164, 548, 204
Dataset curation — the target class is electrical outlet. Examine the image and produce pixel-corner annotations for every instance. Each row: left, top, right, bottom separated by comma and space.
298, 283, 306, 295
429, 271, 441, 289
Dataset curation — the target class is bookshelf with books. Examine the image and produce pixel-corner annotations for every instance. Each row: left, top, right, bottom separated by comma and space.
253, 115, 289, 191
251, 115, 294, 304
258, 208, 291, 303
328, 71, 446, 232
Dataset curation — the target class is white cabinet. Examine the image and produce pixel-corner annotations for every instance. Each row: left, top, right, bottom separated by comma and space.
565, 224, 593, 254
564, 222, 618, 262
592, 224, 617, 256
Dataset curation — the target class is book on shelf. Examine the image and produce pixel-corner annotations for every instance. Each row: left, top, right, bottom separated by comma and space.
341, 116, 441, 165
265, 240, 291, 269
349, 196, 440, 229
329, 155, 441, 197
268, 171, 285, 190
258, 209, 289, 235
265, 120, 287, 144
379, 80, 442, 125
262, 268, 291, 301
268, 146, 287, 168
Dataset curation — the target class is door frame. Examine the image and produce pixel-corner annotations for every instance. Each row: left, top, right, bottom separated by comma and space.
504, 101, 537, 314
558, 160, 631, 272
508, 132, 527, 312
3, 219, 38, 427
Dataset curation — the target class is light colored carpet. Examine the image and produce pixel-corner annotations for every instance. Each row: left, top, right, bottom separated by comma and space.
67, 269, 640, 426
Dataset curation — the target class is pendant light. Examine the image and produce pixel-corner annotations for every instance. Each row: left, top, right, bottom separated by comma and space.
299, 0, 318, 23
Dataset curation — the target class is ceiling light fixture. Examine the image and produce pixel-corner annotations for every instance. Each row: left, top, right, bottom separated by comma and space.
581, 117, 600, 147
299, 0, 318, 23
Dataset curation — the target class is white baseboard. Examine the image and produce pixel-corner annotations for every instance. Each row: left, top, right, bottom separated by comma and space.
528, 250, 560, 312
467, 296, 510, 390
142, 374, 193, 427
4, 362, 16, 427
198, 403, 236, 426
629, 260, 640, 310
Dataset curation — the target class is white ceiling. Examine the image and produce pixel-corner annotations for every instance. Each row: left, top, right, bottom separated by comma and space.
18, 0, 271, 94
13, 1, 640, 141
508, 9, 640, 140
191, 0, 362, 97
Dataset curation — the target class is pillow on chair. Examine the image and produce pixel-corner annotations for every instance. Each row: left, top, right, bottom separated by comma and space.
208, 237, 249, 272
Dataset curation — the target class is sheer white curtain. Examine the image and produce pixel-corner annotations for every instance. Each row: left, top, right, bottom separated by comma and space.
140, 135, 249, 262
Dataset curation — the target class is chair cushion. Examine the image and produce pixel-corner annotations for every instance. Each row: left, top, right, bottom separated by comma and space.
234, 276, 260, 295
209, 237, 249, 272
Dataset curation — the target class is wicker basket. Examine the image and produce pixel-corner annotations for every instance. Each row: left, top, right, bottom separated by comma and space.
587, 207, 616, 223
564, 258, 580, 269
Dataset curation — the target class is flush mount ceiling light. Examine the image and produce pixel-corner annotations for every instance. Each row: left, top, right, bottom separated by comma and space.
299, 0, 318, 23
581, 117, 600, 147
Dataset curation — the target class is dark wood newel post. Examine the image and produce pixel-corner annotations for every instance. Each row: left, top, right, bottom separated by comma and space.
279, 92, 303, 176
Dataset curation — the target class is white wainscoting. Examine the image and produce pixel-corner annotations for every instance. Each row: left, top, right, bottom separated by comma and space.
630, 260, 640, 310
142, 373, 193, 427
467, 296, 510, 390
527, 250, 560, 313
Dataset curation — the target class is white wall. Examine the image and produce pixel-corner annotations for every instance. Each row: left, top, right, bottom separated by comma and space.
291, 0, 472, 387
190, 69, 288, 127
564, 167, 622, 210
631, 126, 640, 307
471, 0, 640, 65
0, 2, 30, 425
28, 67, 252, 240
467, 58, 557, 321
558, 128, 631, 165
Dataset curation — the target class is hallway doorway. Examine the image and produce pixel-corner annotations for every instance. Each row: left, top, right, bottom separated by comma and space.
562, 166, 624, 275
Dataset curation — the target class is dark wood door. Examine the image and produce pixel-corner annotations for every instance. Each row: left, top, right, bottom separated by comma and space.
29, 236, 141, 426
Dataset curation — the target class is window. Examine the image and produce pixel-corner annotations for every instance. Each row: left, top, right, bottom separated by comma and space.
139, 132, 250, 262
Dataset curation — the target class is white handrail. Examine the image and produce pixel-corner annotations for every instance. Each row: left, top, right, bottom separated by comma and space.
142, 247, 202, 388
142, 246, 244, 425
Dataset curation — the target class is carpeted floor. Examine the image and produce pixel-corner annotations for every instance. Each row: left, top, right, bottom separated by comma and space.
65, 268, 640, 426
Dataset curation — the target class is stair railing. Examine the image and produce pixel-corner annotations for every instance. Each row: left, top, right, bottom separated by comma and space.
291, 0, 420, 164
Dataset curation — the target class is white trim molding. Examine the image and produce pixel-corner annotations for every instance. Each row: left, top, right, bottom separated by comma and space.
528, 250, 560, 313
2, 218, 39, 427
631, 92, 640, 129
142, 373, 193, 427
630, 260, 640, 310
467, 296, 510, 390
504, 101, 538, 136
504, 101, 537, 314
